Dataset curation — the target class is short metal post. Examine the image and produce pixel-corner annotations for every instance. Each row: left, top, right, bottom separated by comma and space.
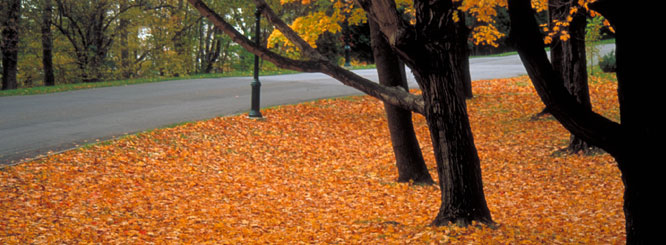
344, 44, 351, 67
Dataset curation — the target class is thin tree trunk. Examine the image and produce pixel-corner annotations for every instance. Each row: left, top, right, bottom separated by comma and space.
549, 0, 595, 154
119, 6, 131, 79
41, 0, 55, 86
1, 0, 20, 90
369, 17, 434, 185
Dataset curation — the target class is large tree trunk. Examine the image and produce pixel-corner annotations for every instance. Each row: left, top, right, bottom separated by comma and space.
41, 0, 55, 86
369, 17, 434, 185
602, 1, 660, 242
400, 0, 493, 226
509, 0, 661, 243
549, 0, 594, 154
412, 57, 493, 226
1, 0, 20, 90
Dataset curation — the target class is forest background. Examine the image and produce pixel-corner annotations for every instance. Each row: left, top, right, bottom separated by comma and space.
0, 0, 613, 91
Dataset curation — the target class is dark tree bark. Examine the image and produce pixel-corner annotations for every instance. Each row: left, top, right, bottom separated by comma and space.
1, 0, 20, 90
41, 0, 55, 86
452, 10, 473, 99
368, 17, 434, 185
548, 0, 594, 154
509, 0, 661, 243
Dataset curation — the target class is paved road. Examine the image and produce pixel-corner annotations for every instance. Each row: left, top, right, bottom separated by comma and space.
0, 44, 615, 165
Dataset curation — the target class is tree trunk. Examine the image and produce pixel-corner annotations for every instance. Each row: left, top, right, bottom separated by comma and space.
453, 11, 473, 99
548, 0, 594, 154
412, 61, 493, 226
201, 25, 222, 74
401, 0, 493, 226
603, 1, 661, 242
119, 3, 131, 79
509, 0, 662, 243
41, 0, 55, 86
1, 0, 20, 90
369, 17, 434, 185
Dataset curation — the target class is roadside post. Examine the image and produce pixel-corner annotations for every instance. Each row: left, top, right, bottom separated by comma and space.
248, 6, 263, 119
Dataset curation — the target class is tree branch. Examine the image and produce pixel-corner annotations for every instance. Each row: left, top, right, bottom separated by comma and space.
252, 0, 326, 61
187, 0, 425, 114
588, 0, 617, 27
507, 0, 622, 154
354, 0, 414, 50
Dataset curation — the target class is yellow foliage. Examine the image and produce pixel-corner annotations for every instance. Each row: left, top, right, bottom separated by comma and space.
472, 24, 505, 47
268, 11, 343, 51
559, 30, 570, 41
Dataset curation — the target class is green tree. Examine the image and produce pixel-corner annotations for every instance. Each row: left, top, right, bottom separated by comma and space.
53, 0, 143, 82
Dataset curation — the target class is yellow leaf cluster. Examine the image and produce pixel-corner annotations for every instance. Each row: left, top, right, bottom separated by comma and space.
471, 24, 505, 47
280, 0, 311, 4
267, 11, 343, 50
1, 75, 624, 243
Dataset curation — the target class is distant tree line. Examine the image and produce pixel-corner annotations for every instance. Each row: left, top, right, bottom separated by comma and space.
0, 0, 289, 89
0, 0, 612, 89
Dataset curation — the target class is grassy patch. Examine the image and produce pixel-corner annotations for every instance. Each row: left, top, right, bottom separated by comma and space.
0, 65, 377, 97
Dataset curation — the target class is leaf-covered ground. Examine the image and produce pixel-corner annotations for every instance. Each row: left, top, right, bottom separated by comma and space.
1, 76, 624, 244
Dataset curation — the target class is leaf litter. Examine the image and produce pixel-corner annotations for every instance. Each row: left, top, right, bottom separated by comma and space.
1, 76, 624, 244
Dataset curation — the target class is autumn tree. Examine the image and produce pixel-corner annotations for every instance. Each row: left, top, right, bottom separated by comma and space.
188, 0, 494, 226
508, 0, 660, 243
1, 0, 21, 90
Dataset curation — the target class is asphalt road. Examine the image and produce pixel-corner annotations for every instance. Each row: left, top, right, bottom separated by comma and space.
0, 44, 615, 165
